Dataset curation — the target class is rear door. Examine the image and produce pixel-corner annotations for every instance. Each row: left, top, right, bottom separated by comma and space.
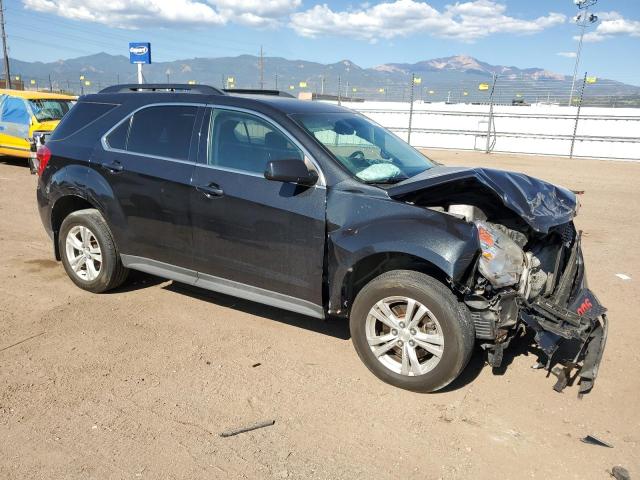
189, 106, 326, 315
95, 103, 203, 268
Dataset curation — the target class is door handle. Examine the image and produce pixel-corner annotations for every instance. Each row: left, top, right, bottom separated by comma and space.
102, 161, 124, 173
196, 183, 224, 198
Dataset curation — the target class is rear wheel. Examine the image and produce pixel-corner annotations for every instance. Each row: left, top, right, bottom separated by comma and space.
58, 208, 128, 293
350, 270, 475, 392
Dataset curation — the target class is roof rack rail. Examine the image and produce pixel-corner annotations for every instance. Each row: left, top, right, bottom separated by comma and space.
98, 84, 225, 95
224, 88, 294, 98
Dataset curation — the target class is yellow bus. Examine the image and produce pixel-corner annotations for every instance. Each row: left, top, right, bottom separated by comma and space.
0, 89, 76, 158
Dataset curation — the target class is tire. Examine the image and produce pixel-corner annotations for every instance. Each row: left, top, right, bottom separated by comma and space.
58, 208, 128, 293
350, 270, 475, 393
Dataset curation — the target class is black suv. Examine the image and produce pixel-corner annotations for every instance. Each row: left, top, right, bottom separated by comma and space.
36, 84, 607, 394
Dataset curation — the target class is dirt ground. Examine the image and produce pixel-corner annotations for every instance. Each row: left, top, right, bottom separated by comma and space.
1, 150, 638, 480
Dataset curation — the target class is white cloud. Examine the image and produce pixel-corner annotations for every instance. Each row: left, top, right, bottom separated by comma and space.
290, 0, 566, 41
577, 11, 640, 42
23, 0, 567, 40
22, 0, 300, 28
557, 51, 577, 58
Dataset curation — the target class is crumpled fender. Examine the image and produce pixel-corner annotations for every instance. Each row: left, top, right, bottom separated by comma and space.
387, 166, 578, 234
326, 188, 479, 314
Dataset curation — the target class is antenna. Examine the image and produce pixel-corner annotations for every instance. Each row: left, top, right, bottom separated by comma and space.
0, 0, 12, 89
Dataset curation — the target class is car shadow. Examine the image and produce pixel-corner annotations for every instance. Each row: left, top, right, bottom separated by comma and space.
438, 331, 546, 393
436, 348, 486, 393
108, 273, 547, 391
165, 281, 351, 340
491, 330, 543, 376
0, 155, 29, 168
109, 270, 166, 293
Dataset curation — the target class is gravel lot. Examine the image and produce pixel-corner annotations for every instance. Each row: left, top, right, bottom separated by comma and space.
1, 150, 638, 479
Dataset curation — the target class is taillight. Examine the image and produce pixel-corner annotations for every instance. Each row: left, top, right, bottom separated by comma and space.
36, 145, 51, 176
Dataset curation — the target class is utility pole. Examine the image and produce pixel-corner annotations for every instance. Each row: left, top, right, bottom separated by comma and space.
321, 76, 325, 95
337, 76, 342, 106
48, 74, 52, 92
259, 45, 264, 90
275, 70, 278, 90
0, 0, 11, 89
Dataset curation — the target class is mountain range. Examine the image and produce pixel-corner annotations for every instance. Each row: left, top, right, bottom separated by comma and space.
7, 53, 639, 104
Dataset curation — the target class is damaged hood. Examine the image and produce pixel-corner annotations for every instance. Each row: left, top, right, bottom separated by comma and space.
387, 166, 577, 233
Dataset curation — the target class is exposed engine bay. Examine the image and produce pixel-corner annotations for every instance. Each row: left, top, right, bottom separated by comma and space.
442, 203, 607, 395
386, 166, 608, 395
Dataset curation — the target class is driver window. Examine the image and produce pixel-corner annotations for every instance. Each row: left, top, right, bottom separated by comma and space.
208, 109, 303, 174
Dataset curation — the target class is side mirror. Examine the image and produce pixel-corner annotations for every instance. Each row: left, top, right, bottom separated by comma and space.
264, 159, 318, 186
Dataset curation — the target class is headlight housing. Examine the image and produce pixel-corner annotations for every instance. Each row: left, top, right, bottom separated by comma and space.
475, 221, 525, 288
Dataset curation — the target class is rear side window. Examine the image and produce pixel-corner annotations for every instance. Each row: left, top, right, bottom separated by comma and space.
51, 102, 116, 140
106, 118, 129, 150
122, 105, 198, 161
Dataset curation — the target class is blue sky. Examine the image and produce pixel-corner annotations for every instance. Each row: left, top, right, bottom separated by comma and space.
5, 0, 640, 81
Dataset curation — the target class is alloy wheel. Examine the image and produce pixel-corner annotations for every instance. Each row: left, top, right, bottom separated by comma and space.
365, 296, 445, 376
65, 225, 102, 281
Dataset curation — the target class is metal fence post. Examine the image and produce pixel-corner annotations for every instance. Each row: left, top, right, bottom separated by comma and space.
407, 73, 415, 144
485, 73, 498, 154
570, 72, 588, 159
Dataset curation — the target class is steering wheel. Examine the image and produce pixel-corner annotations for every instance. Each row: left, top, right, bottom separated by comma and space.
348, 150, 366, 161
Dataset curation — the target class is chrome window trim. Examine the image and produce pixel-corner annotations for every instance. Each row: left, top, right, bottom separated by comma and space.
100, 102, 205, 164
204, 104, 327, 187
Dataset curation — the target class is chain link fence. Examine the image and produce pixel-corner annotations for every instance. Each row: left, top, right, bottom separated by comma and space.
3, 71, 639, 160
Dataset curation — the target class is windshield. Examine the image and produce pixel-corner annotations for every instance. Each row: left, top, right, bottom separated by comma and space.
292, 112, 434, 184
29, 99, 74, 122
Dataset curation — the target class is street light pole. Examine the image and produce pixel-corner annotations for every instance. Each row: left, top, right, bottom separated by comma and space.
568, 0, 598, 106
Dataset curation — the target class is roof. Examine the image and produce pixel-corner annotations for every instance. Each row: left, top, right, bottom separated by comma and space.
0, 89, 77, 100
84, 85, 350, 116
223, 95, 349, 115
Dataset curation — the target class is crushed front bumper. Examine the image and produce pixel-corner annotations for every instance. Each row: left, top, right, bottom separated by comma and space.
521, 230, 608, 395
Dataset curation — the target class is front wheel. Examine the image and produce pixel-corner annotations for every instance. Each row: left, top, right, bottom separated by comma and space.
350, 270, 475, 392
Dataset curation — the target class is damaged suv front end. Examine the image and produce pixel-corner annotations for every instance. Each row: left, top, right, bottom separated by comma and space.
387, 167, 608, 395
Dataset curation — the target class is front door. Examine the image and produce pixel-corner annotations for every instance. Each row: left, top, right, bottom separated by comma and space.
95, 104, 202, 268
190, 107, 326, 315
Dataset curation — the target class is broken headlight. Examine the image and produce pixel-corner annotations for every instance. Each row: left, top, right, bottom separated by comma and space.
475, 221, 525, 288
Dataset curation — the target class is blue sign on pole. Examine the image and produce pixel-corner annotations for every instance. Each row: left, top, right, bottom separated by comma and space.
129, 42, 151, 64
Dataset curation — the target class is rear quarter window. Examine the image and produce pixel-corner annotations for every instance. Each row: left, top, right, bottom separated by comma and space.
50, 102, 118, 141
120, 105, 198, 161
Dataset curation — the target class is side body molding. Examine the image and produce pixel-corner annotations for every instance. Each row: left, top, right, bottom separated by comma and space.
121, 255, 325, 319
